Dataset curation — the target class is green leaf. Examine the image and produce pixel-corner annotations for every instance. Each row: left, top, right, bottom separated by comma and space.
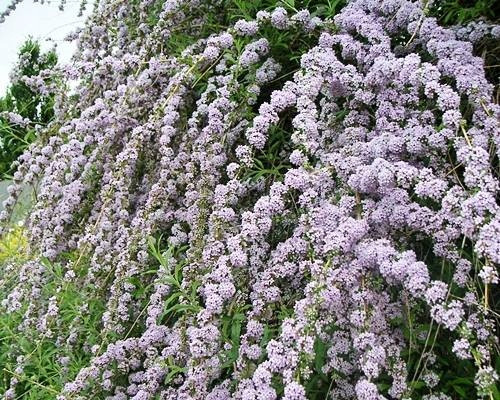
164, 303, 199, 315
161, 275, 180, 287
164, 365, 186, 384
452, 384, 467, 397
231, 313, 244, 345
410, 380, 426, 390
314, 338, 327, 375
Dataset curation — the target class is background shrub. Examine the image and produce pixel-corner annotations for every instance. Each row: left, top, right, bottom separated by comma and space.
0, 39, 57, 179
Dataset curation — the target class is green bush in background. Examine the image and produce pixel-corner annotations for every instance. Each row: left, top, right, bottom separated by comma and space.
0, 39, 57, 179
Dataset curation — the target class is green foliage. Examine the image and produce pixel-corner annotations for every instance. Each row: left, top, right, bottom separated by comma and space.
0, 231, 105, 399
0, 39, 57, 178
431, 0, 499, 25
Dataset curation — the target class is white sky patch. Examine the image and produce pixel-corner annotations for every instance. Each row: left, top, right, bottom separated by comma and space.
0, 0, 92, 95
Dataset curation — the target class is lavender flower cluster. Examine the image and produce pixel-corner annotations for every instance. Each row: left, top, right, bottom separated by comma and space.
0, 0, 498, 399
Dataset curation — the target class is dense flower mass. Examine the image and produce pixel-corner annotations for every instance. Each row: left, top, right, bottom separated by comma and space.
0, 0, 499, 399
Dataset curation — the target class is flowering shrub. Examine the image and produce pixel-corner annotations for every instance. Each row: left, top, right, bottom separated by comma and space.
0, 0, 499, 399
0, 39, 58, 178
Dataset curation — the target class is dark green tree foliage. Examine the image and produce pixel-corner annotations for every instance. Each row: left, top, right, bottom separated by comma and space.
0, 39, 57, 178
431, 0, 499, 25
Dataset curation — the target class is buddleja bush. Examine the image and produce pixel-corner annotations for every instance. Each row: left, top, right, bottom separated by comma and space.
0, 0, 499, 399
